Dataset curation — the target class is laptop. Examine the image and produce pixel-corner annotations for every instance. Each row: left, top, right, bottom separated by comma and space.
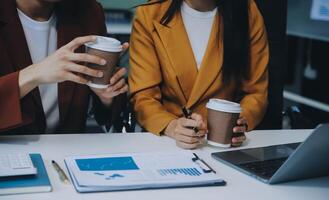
211, 123, 329, 184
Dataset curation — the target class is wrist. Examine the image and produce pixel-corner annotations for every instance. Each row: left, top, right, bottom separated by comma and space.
18, 65, 40, 98
29, 64, 42, 86
164, 119, 177, 138
99, 97, 113, 108
20, 66, 39, 88
26, 64, 41, 85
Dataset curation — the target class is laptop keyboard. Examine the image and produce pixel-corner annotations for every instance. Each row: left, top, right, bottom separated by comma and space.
239, 158, 288, 179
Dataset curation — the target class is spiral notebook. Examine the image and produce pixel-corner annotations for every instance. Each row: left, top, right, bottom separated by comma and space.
64, 152, 225, 192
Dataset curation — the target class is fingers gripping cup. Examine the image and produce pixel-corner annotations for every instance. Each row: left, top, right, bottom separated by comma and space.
84, 36, 123, 89
206, 99, 242, 148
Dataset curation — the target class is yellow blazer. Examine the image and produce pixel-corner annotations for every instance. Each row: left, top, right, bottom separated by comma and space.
129, 0, 269, 135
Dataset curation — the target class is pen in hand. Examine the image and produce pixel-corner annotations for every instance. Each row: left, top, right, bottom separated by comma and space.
52, 160, 69, 184
182, 107, 199, 133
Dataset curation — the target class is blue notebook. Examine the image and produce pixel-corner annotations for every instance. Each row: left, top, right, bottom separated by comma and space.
0, 154, 52, 195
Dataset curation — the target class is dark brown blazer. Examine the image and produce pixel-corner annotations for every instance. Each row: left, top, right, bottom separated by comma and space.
0, 0, 125, 134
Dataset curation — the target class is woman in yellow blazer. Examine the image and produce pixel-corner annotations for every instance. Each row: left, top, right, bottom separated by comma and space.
129, 0, 269, 149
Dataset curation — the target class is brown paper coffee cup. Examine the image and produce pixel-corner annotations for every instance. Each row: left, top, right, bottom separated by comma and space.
206, 99, 242, 148
84, 36, 122, 89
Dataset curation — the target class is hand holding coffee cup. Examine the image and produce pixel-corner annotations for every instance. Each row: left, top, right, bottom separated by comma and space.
232, 116, 248, 147
19, 36, 108, 98
84, 36, 129, 106
90, 67, 129, 107
206, 99, 246, 148
164, 113, 207, 150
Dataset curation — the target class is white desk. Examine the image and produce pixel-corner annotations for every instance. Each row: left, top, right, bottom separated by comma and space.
1, 130, 328, 200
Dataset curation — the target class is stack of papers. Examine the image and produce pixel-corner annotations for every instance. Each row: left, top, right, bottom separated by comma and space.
64, 152, 225, 192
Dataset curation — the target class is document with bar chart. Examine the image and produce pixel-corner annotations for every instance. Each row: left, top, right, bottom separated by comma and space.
64, 152, 225, 192
311, 0, 329, 21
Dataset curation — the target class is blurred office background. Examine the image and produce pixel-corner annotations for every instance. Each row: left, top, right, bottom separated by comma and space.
90, 0, 329, 132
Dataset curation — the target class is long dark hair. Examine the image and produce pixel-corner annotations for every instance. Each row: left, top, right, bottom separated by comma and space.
142, 0, 250, 86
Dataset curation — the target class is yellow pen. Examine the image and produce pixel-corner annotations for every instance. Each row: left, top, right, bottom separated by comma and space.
52, 160, 69, 183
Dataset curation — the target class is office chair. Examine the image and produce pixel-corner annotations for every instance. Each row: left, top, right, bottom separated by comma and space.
255, 0, 287, 130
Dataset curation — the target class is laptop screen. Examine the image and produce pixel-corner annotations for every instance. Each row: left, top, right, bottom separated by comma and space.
213, 143, 300, 165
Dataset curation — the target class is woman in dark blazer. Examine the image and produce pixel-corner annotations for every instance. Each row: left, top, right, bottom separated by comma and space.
0, 0, 128, 134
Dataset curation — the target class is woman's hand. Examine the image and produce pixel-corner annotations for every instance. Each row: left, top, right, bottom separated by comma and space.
164, 113, 207, 149
231, 116, 248, 147
32, 35, 107, 84
91, 67, 128, 107
19, 35, 105, 97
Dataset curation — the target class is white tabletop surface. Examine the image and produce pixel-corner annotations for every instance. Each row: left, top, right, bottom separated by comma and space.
0, 129, 328, 200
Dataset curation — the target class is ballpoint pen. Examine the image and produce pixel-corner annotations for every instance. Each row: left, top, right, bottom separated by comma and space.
182, 107, 199, 133
52, 160, 70, 183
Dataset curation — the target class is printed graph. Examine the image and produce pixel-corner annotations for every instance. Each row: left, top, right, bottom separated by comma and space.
158, 168, 202, 177
76, 156, 139, 171
319, 5, 329, 16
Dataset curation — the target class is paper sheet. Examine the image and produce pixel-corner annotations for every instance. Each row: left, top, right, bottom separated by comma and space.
311, 0, 329, 21
65, 152, 224, 191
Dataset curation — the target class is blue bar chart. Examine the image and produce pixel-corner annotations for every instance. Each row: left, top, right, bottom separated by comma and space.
319, 5, 329, 16
158, 168, 202, 177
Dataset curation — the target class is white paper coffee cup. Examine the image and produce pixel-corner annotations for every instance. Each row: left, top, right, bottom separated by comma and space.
85, 36, 123, 52
206, 99, 242, 148
85, 36, 123, 89
206, 99, 242, 113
